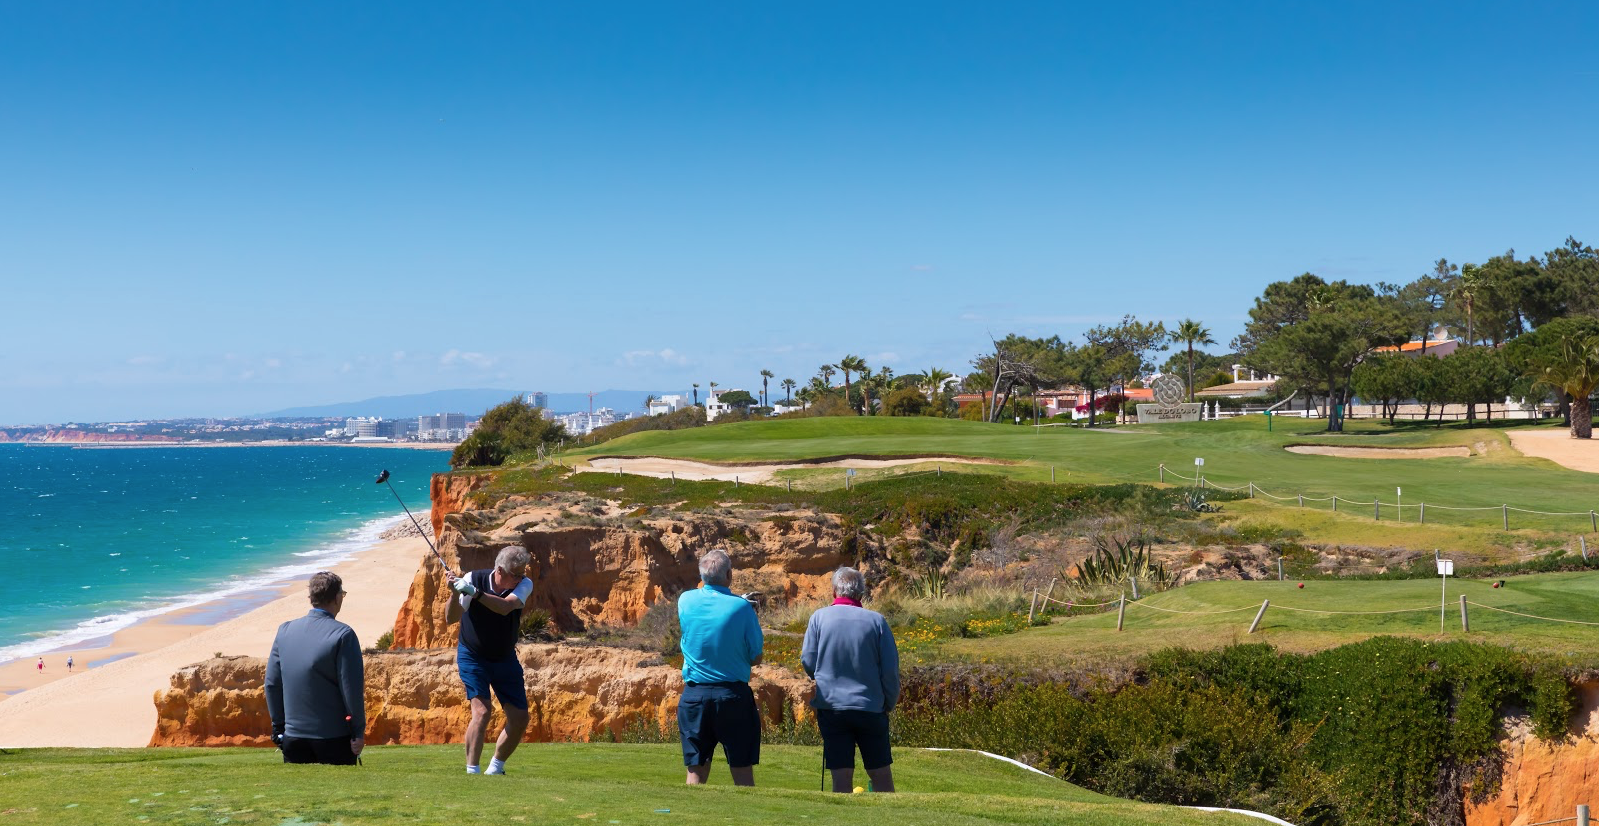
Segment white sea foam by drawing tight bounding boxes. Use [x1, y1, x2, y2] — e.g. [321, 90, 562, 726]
[0, 513, 409, 665]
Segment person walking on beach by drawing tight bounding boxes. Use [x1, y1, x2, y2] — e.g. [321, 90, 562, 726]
[801, 566, 900, 793]
[36, 657, 43, 674]
[66, 656, 72, 672]
[446, 545, 534, 776]
[264, 571, 365, 765]
[676, 549, 764, 787]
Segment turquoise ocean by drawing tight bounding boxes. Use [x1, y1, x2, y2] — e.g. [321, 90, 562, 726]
[0, 444, 449, 665]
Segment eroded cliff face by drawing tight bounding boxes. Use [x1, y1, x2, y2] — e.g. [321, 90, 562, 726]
[0, 429, 181, 443]
[1466, 679, 1599, 826]
[393, 493, 855, 649]
[150, 647, 811, 747]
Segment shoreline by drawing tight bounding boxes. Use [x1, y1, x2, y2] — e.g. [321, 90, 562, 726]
[0, 532, 429, 747]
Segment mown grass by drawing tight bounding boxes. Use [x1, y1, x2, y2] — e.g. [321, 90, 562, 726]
[940, 570, 1599, 668]
[555, 415, 1599, 539]
[0, 744, 1262, 826]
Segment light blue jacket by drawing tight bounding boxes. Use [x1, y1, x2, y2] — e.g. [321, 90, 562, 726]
[801, 604, 901, 713]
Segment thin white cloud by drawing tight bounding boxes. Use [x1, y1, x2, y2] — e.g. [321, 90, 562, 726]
[620, 348, 690, 367]
[440, 349, 495, 369]
[126, 355, 162, 366]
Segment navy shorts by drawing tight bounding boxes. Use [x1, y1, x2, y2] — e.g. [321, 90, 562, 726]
[457, 644, 528, 711]
[816, 708, 892, 771]
[678, 682, 760, 767]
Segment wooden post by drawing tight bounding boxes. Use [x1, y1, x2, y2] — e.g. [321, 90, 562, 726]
[1460, 594, 1469, 632]
[1159, 464, 1165, 483]
[735, 476, 739, 488]
[1249, 482, 1255, 498]
[1051, 465, 1055, 483]
[1044, 577, 1057, 607]
[1420, 502, 1425, 524]
[1298, 494, 1303, 508]
[1277, 557, 1284, 581]
[1375, 500, 1380, 521]
[1332, 497, 1337, 513]
[1248, 599, 1270, 634]
[1116, 594, 1126, 631]
[1503, 504, 1509, 531]
[1028, 591, 1038, 625]
[1592, 510, 1596, 532]
[671, 470, 675, 485]
[786, 479, 792, 492]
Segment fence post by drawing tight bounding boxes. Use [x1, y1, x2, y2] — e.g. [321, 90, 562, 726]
[937, 465, 941, 477]
[1460, 594, 1469, 632]
[1159, 464, 1165, 483]
[1277, 557, 1284, 581]
[671, 470, 675, 485]
[1579, 803, 1589, 826]
[1592, 510, 1597, 532]
[1051, 465, 1056, 483]
[1116, 594, 1126, 631]
[1248, 599, 1270, 634]
[1028, 591, 1039, 625]
[1375, 500, 1380, 521]
[1420, 502, 1425, 524]
[735, 476, 739, 488]
[1045, 578, 1057, 607]
[786, 479, 791, 492]
[1332, 497, 1337, 513]
[1249, 482, 1255, 498]
[1298, 494, 1303, 508]
[1503, 504, 1509, 531]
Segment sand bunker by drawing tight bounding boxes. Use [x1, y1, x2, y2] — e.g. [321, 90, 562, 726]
[575, 455, 998, 484]
[1285, 445, 1470, 459]
[1507, 429, 1599, 473]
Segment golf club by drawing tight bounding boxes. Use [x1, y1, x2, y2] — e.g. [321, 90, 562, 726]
[374, 469, 456, 576]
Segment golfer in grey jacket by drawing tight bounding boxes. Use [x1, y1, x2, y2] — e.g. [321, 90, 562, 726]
[265, 571, 365, 765]
[800, 567, 900, 793]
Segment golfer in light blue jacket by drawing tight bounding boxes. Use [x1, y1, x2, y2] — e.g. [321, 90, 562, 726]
[800, 566, 900, 793]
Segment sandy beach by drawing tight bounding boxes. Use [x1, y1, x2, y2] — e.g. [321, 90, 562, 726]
[0, 534, 428, 748]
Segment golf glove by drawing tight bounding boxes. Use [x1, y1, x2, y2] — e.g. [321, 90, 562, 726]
[740, 591, 761, 608]
[450, 578, 478, 598]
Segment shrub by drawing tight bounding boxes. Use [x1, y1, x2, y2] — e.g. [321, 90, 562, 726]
[451, 397, 566, 468]
[883, 386, 931, 416]
[519, 608, 553, 640]
[373, 630, 394, 651]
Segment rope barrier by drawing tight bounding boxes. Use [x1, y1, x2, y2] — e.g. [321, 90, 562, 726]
[1124, 601, 1258, 615]
[1037, 594, 1122, 609]
[1464, 601, 1599, 627]
[1271, 603, 1444, 616]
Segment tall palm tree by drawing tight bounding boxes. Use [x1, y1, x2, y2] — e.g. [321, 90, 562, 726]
[837, 354, 868, 414]
[759, 369, 774, 407]
[781, 378, 796, 404]
[1168, 319, 1216, 403]
[692, 383, 699, 406]
[1454, 264, 1488, 345]
[709, 380, 719, 401]
[818, 364, 837, 389]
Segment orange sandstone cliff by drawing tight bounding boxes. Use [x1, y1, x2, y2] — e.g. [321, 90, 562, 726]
[1466, 679, 1599, 826]
[150, 647, 811, 747]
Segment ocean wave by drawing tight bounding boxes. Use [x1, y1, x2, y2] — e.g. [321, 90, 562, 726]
[0, 513, 409, 665]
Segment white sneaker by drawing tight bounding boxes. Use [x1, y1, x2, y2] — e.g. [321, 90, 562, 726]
[485, 765, 506, 775]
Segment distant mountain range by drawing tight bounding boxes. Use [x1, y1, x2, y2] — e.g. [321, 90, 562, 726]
[256, 389, 688, 420]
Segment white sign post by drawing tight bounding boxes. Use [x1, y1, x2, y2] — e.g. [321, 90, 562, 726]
[1397, 487, 1402, 523]
[1437, 558, 1454, 632]
[1194, 457, 1204, 488]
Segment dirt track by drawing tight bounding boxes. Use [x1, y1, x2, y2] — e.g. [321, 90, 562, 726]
[1507, 429, 1599, 473]
[1285, 445, 1470, 459]
[573, 456, 996, 483]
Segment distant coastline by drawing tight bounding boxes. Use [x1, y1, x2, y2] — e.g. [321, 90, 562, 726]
[12, 440, 457, 451]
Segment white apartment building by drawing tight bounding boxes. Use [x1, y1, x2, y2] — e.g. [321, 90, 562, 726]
[648, 394, 689, 416]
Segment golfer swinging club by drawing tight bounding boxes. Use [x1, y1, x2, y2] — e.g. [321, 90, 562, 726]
[446, 545, 534, 775]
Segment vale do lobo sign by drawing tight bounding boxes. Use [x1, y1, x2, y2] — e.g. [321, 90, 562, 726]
[1137, 374, 1203, 424]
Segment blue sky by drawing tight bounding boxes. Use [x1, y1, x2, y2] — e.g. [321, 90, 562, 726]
[2, 2, 1595, 423]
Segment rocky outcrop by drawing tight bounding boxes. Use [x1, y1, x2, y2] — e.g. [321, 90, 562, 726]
[1467, 679, 1599, 826]
[393, 497, 855, 649]
[150, 646, 811, 747]
[429, 473, 494, 541]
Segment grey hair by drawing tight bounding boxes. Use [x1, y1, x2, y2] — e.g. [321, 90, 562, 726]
[699, 549, 732, 586]
[832, 567, 866, 601]
[495, 545, 531, 574]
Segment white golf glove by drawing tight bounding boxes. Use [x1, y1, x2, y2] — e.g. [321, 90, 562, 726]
[451, 578, 478, 598]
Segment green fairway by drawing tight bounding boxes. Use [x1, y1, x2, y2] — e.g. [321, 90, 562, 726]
[943, 570, 1599, 667]
[567, 416, 1599, 534]
[0, 744, 1264, 826]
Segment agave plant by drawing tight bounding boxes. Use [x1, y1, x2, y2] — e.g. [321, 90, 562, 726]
[1071, 530, 1175, 592]
[905, 566, 950, 601]
[1177, 489, 1220, 513]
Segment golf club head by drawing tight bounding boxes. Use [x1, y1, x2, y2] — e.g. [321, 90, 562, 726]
[374, 469, 390, 485]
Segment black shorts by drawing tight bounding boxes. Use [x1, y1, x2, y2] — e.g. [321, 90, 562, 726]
[281, 736, 358, 766]
[816, 708, 892, 771]
[678, 682, 760, 768]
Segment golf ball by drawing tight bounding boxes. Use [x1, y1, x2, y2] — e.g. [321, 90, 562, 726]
[853, 786, 865, 794]
[1297, 583, 1304, 588]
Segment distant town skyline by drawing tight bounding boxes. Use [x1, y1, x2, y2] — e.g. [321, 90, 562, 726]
[3, 3, 1595, 422]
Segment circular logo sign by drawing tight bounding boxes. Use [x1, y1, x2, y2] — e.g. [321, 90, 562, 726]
[1152, 374, 1186, 407]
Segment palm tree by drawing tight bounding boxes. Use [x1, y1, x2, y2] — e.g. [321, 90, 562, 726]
[643, 394, 658, 413]
[1168, 319, 1216, 403]
[1454, 264, 1488, 345]
[837, 354, 868, 414]
[759, 369, 774, 407]
[781, 378, 796, 404]
[923, 367, 953, 401]
[692, 383, 699, 406]
[709, 381, 719, 402]
[1521, 319, 1599, 438]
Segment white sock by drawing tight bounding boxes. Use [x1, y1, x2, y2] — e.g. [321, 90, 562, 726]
[488, 757, 506, 773]
[466, 765, 480, 774]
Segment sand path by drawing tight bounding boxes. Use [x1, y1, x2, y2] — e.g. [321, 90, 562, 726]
[575, 455, 1000, 484]
[1507, 428, 1599, 473]
[0, 535, 427, 748]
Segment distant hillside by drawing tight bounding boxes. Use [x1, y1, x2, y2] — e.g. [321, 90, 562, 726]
[257, 389, 686, 419]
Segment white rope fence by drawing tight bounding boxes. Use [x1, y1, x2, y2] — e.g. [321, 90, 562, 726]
[1158, 464, 1599, 532]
